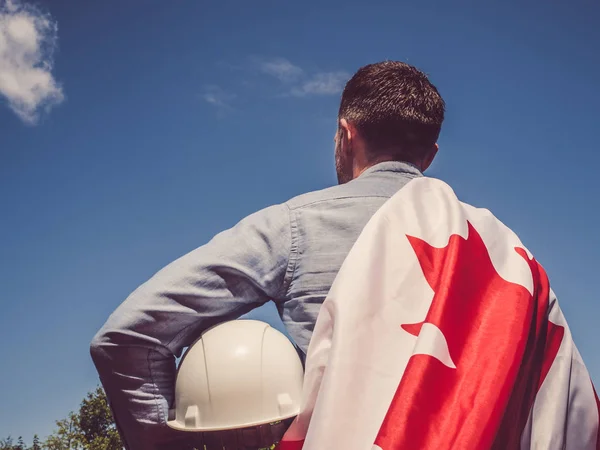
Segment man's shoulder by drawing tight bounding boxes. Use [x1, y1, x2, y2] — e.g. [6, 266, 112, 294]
[285, 183, 355, 210]
[284, 178, 393, 211]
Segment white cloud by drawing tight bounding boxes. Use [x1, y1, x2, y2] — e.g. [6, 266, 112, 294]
[205, 57, 347, 110]
[0, 0, 64, 124]
[257, 57, 348, 96]
[258, 57, 303, 83]
[291, 71, 349, 97]
[202, 85, 235, 116]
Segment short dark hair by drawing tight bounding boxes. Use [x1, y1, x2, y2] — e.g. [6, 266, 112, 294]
[338, 61, 445, 163]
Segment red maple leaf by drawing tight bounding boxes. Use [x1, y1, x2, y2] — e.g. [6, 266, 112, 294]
[375, 222, 564, 450]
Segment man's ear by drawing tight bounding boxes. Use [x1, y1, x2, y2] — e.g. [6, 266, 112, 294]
[339, 118, 353, 148]
[421, 143, 439, 172]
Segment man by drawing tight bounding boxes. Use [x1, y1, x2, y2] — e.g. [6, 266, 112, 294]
[90, 60, 445, 450]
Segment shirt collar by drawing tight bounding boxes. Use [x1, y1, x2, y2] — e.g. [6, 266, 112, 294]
[358, 160, 423, 179]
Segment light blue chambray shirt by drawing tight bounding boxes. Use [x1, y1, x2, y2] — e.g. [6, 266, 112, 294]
[90, 161, 422, 450]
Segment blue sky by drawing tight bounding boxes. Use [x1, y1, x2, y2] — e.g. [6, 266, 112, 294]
[1, 0, 599, 443]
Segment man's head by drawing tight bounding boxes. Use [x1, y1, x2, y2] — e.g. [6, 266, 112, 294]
[335, 61, 445, 184]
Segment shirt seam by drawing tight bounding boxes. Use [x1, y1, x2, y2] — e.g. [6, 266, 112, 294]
[147, 348, 164, 427]
[288, 193, 404, 211]
[280, 204, 298, 300]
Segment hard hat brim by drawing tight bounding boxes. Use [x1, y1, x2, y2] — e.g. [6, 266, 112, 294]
[166, 411, 298, 432]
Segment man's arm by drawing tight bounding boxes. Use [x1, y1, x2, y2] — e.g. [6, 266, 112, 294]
[90, 204, 294, 450]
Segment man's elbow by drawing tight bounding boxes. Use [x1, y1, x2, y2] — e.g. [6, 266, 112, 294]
[90, 326, 112, 368]
[90, 295, 143, 368]
[89, 309, 167, 370]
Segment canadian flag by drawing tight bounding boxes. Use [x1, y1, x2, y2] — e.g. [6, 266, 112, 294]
[277, 177, 600, 450]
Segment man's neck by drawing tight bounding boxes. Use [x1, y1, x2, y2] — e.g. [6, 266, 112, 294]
[355, 157, 421, 179]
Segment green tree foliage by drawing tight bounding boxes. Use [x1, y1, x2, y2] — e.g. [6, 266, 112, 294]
[32, 435, 42, 450]
[0, 436, 32, 450]
[0, 386, 124, 450]
[44, 412, 78, 450]
[2, 386, 281, 450]
[0, 436, 14, 450]
[73, 387, 122, 450]
[0, 436, 28, 450]
[42, 387, 123, 450]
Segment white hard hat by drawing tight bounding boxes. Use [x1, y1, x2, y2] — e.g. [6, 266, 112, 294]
[167, 319, 304, 433]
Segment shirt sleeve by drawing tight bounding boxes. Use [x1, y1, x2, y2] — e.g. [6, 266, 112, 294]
[89, 203, 294, 450]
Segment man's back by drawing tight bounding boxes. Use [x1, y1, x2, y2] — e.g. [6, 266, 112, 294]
[281, 161, 421, 352]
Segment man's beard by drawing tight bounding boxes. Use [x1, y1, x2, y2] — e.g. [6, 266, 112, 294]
[335, 139, 353, 185]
